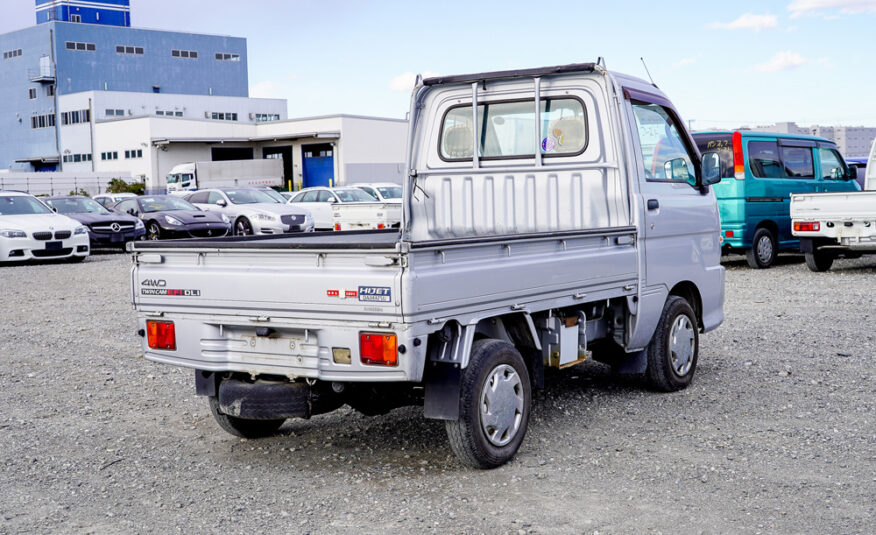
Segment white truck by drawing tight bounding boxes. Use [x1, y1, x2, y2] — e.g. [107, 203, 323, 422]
[332, 202, 402, 231]
[791, 138, 876, 271]
[129, 62, 725, 468]
[166, 159, 283, 193]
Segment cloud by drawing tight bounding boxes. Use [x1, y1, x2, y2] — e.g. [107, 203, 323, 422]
[755, 51, 807, 72]
[389, 71, 439, 92]
[709, 13, 778, 30]
[677, 57, 697, 67]
[788, 0, 876, 17]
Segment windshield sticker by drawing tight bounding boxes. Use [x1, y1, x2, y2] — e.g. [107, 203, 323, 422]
[358, 286, 391, 303]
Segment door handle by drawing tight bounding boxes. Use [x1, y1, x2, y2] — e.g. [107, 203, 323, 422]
[647, 199, 659, 210]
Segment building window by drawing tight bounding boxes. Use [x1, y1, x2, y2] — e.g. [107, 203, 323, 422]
[101, 152, 119, 161]
[30, 113, 55, 129]
[46, 85, 54, 97]
[105, 108, 124, 117]
[255, 113, 280, 122]
[116, 45, 144, 55]
[215, 53, 240, 62]
[171, 49, 198, 59]
[62, 153, 92, 163]
[66, 42, 96, 52]
[210, 112, 238, 121]
[155, 110, 183, 117]
[70, 14, 81, 23]
[28, 88, 37, 100]
[3, 49, 22, 60]
[124, 149, 143, 159]
[61, 109, 91, 126]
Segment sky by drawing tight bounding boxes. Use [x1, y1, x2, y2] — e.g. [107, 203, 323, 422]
[1, 0, 874, 129]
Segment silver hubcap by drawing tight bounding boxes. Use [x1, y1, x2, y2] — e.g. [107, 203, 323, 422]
[480, 364, 524, 447]
[756, 235, 773, 264]
[236, 221, 250, 235]
[669, 314, 695, 376]
[148, 225, 159, 240]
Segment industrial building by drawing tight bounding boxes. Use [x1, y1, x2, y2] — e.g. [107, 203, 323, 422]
[3, 0, 408, 192]
[750, 122, 876, 158]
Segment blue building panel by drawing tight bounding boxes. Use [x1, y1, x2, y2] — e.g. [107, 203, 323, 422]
[53, 23, 249, 97]
[36, 0, 131, 27]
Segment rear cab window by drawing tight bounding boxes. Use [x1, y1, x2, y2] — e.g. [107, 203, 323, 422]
[440, 97, 588, 161]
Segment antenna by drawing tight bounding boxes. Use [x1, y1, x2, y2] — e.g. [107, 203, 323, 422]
[640, 57, 656, 87]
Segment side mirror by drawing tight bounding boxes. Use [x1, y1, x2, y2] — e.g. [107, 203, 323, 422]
[327, 197, 337, 204]
[127, 208, 136, 216]
[663, 157, 693, 182]
[701, 152, 722, 186]
[847, 166, 858, 180]
[216, 199, 227, 207]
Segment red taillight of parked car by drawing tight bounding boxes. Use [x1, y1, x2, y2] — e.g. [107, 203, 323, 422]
[359, 332, 397, 366]
[794, 221, 820, 232]
[377, 223, 386, 229]
[146, 320, 176, 350]
[732, 131, 745, 179]
[333, 223, 341, 231]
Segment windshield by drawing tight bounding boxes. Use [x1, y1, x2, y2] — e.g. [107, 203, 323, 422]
[224, 189, 277, 204]
[46, 197, 110, 215]
[259, 189, 287, 203]
[167, 173, 192, 185]
[333, 189, 375, 202]
[140, 196, 197, 212]
[376, 186, 402, 199]
[0, 195, 53, 215]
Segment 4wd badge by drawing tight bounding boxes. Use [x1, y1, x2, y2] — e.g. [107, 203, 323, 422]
[358, 286, 391, 303]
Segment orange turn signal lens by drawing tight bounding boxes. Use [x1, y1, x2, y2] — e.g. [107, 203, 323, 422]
[793, 221, 820, 232]
[146, 320, 176, 350]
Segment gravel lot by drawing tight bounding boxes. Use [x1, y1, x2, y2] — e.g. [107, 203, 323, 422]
[1, 252, 874, 534]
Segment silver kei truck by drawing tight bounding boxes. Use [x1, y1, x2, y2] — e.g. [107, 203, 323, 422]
[129, 62, 725, 468]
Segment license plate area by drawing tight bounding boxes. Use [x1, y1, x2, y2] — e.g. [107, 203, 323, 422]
[205, 325, 319, 359]
[46, 241, 62, 251]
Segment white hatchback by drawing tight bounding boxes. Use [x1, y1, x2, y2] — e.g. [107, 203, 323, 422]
[0, 191, 90, 263]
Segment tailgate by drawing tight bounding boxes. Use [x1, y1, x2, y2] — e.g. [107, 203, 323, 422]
[333, 203, 402, 230]
[791, 192, 876, 221]
[132, 247, 404, 321]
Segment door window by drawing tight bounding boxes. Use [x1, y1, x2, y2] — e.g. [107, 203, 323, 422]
[116, 200, 137, 214]
[818, 148, 847, 180]
[748, 141, 785, 178]
[297, 191, 318, 202]
[779, 146, 814, 178]
[316, 190, 335, 202]
[207, 191, 224, 204]
[631, 103, 695, 182]
[188, 191, 209, 204]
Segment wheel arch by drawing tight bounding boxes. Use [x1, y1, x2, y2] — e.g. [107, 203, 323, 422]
[668, 281, 703, 331]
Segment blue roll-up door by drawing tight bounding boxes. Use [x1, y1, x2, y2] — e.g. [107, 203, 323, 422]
[302, 144, 334, 188]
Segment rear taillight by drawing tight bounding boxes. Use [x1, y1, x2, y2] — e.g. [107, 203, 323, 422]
[725, 230, 735, 238]
[732, 131, 745, 179]
[377, 223, 386, 229]
[359, 332, 398, 366]
[794, 221, 820, 232]
[333, 223, 341, 231]
[146, 320, 176, 350]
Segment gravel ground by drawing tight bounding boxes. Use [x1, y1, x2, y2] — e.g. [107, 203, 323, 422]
[0, 252, 874, 535]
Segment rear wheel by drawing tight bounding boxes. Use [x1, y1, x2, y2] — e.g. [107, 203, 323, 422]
[804, 250, 834, 272]
[746, 228, 777, 269]
[446, 339, 531, 469]
[646, 296, 699, 392]
[207, 396, 285, 439]
[235, 217, 254, 236]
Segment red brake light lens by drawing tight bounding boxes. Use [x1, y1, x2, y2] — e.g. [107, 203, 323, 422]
[732, 131, 745, 176]
[359, 332, 398, 366]
[725, 230, 734, 237]
[794, 221, 820, 232]
[377, 223, 386, 229]
[333, 223, 341, 231]
[146, 320, 176, 350]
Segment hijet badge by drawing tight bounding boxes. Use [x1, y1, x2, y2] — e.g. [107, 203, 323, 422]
[358, 286, 391, 303]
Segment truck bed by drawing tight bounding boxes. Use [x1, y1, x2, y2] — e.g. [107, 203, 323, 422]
[131, 229, 401, 250]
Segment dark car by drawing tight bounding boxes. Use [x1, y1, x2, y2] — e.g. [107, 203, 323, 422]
[44, 195, 146, 248]
[846, 158, 867, 190]
[113, 195, 231, 240]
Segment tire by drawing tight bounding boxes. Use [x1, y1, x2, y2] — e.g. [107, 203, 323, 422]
[147, 221, 162, 241]
[804, 250, 834, 272]
[746, 228, 777, 269]
[207, 396, 285, 439]
[646, 296, 699, 392]
[235, 217, 254, 236]
[445, 339, 531, 469]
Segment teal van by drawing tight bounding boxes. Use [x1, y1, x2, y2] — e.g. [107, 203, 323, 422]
[692, 131, 860, 268]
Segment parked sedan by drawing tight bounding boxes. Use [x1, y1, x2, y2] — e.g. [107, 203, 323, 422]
[113, 196, 231, 240]
[352, 183, 403, 203]
[0, 190, 90, 263]
[287, 187, 377, 230]
[94, 192, 137, 209]
[185, 187, 313, 235]
[44, 195, 145, 248]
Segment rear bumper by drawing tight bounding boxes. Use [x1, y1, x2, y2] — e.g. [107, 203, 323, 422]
[138, 314, 426, 382]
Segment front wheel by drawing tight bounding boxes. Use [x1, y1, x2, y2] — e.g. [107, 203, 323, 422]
[147, 221, 162, 241]
[646, 296, 699, 392]
[446, 339, 531, 469]
[235, 217, 254, 236]
[207, 396, 285, 439]
[746, 228, 777, 269]
[804, 250, 834, 272]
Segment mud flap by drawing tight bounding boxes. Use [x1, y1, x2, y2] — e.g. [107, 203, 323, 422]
[423, 362, 461, 420]
[195, 370, 219, 397]
[615, 348, 647, 375]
